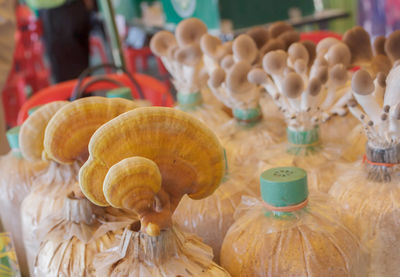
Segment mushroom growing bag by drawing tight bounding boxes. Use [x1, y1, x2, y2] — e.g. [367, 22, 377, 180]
[173, 162, 256, 262]
[34, 194, 134, 277]
[80, 107, 231, 276]
[20, 97, 140, 275]
[247, 42, 356, 192]
[94, 225, 229, 277]
[221, 167, 367, 277]
[329, 66, 400, 276]
[0, 127, 47, 276]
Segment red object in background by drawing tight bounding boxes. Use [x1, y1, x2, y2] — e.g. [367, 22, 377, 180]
[2, 73, 27, 127]
[90, 36, 112, 74]
[300, 30, 342, 44]
[124, 46, 172, 90]
[124, 46, 153, 73]
[17, 73, 175, 124]
[2, 5, 50, 127]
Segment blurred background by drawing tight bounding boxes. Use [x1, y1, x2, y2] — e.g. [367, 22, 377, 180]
[1, 0, 399, 140]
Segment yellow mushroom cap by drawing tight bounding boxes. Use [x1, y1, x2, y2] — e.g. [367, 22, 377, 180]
[104, 157, 161, 211]
[44, 97, 139, 164]
[232, 34, 258, 64]
[175, 18, 207, 46]
[19, 101, 69, 161]
[79, 107, 225, 207]
[150, 31, 177, 57]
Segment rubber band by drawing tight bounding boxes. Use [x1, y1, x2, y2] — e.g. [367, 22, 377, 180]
[262, 198, 308, 212]
[362, 154, 398, 168]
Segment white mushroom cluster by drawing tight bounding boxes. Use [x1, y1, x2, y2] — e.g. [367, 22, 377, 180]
[150, 18, 208, 94]
[207, 34, 261, 113]
[348, 65, 400, 148]
[249, 39, 352, 132]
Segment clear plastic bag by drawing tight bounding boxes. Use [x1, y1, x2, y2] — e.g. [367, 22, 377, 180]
[329, 143, 400, 276]
[258, 127, 343, 192]
[175, 91, 230, 131]
[21, 161, 81, 276]
[218, 116, 285, 168]
[173, 165, 257, 262]
[221, 195, 367, 277]
[34, 194, 136, 277]
[94, 225, 230, 277]
[0, 151, 47, 276]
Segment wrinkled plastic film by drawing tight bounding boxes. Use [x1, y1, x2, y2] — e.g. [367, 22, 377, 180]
[329, 155, 400, 276]
[94, 226, 230, 276]
[221, 195, 367, 277]
[21, 161, 81, 276]
[34, 196, 135, 277]
[0, 152, 47, 277]
[218, 117, 285, 168]
[173, 165, 257, 262]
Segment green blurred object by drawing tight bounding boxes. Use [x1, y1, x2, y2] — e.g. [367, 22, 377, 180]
[324, 0, 357, 33]
[219, 0, 314, 29]
[161, 0, 220, 31]
[0, 233, 21, 277]
[98, 0, 126, 68]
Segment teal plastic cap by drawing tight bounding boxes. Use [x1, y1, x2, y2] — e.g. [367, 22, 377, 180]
[6, 126, 21, 150]
[106, 87, 133, 100]
[233, 106, 262, 124]
[260, 167, 308, 207]
[28, 105, 42, 116]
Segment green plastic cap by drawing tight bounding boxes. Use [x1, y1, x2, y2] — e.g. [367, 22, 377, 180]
[260, 167, 308, 207]
[287, 126, 319, 145]
[106, 87, 133, 100]
[6, 126, 21, 150]
[233, 106, 262, 124]
[28, 105, 42, 116]
[177, 91, 202, 110]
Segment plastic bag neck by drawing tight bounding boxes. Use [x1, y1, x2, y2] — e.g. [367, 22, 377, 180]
[233, 106, 262, 127]
[286, 126, 321, 156]
[63, 194, 102, 224]
[177, 91, 203, 110]
[364, 143, 400, 182]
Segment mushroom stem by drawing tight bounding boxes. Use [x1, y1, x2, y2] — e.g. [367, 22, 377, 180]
[353, 92, 382, 123]
[319, 84, 338, 110]
[389, 104, 400, 139]
[373, 78, 385, 107]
